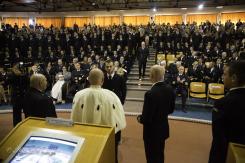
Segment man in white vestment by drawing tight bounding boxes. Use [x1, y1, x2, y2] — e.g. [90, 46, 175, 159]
[71, 68, 126, 163]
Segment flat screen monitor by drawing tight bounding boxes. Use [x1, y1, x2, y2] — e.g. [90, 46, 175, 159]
[4, 131, 85, 163]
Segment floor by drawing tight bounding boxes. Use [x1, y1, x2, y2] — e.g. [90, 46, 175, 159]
[0, 112, 212, 163]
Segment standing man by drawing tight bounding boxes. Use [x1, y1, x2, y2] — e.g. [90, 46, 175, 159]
[137, 65, 176, 163]
[209, 61, 245, 163]
[71, 68, 126, 163]
[138, 41, 149, 80]
[23, 74, 57, 118]
[7, 62, 30, 126]
[103, 59, 127, 105]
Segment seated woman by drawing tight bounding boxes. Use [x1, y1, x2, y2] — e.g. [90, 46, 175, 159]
[51, 74, 65, 104]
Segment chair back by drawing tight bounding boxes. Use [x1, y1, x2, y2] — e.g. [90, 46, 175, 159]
[166, 54, 176, 61]
[208, 83, 224, 95]
[207, 83, 225, 100]
[189, 82, 207, 98]
[157, 53, 166, 62]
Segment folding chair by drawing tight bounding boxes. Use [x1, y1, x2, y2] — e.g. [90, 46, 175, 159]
[207, 83, 224, 101]
[189, 82, 206, 99]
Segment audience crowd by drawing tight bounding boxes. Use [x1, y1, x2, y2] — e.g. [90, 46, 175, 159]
[0, 19, 245, 104]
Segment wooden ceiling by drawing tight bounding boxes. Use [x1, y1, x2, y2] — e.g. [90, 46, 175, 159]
[1, 0, 245, 12]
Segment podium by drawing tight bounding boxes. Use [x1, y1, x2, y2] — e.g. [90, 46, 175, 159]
[226, 143, 245, 163]
[0, 117, 115, 163]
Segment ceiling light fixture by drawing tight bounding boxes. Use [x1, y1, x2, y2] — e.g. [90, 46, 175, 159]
[216, 6, 223, 9]
[153, 8, 157, 12]
[198, 4, 204, 10]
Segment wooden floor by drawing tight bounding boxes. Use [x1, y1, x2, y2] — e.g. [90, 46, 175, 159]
[0, 112, 212, 163]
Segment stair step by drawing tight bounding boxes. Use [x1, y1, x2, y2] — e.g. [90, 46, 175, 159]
[127, 90, 146, 99]
[126, 97, 144, 102]
[130, 70, 150, 74]
[128, 75, 150, 78]
[127, 79, 151, 83]
[127, 85, 152, 90]
[127, 76, 150, 80]
[148, 59, 155, 62]
[126, 81, 152, 86]
[127, 87, 150, 91]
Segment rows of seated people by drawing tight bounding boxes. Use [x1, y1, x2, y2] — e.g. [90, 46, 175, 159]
[0, 20, 245, 105]
[153, 20, 245, 111]
[0, 22, 142, 104]
[154, 19, 245, 85]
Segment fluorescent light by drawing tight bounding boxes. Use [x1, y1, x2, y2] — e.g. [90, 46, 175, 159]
[153, 8, 157, 12]
[216, 6, 223, 9]
[181, 8, 187, 10]
[198, 4, 204, 10]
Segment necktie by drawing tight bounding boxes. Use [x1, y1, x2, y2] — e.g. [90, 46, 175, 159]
[109, 75, 112, 80]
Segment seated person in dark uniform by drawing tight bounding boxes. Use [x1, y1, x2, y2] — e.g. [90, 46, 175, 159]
[23, 74, 57, 118]
[203, 61, 220, 89]
[68, 62, 87, 96]
[187, 61, 204, 82]
[172, 66, 189, 112]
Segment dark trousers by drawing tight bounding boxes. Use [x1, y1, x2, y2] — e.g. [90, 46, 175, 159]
[144, 139, 165, 163]
[176, 88, 187, 109]
[208, 138, 228, 163]
[138, 60, 147, 78]
[12, 96, 24, 126]
[115, 131, 121, 163]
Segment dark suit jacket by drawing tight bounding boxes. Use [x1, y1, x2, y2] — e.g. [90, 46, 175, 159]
[138, 47, 149, 62]
[209, 88, 245, 163]
[23, 88, 57, 118]
[102, 73, 127, 105]
[140, 81, 175, 141]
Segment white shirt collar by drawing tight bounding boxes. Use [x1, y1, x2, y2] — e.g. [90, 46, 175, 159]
[229, 85, 245, 91]
[107, 72, 115, 78]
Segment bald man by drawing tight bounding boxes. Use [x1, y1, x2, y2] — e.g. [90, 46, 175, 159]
[71, 68, 126, 163]
[23, 74, 57, 119]
[137, 65, 176, 163]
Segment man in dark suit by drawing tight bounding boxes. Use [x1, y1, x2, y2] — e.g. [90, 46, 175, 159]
[137, 65, 176, 163]
[173, 66, 189, 112]
[103, 59, 127, 105]
[209, 61, 245, 163]
[23, 74, 57, 118]
[102, 59, 127, 163]
[7, 62, 30, 126]
[138, 41, 149, 80]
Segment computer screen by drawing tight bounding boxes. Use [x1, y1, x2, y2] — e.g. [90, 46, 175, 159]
[5, 131, 85, 163]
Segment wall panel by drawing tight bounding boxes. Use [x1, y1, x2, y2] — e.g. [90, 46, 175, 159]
[155, 15, 183, 25]
[186, 14, 217, 25]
